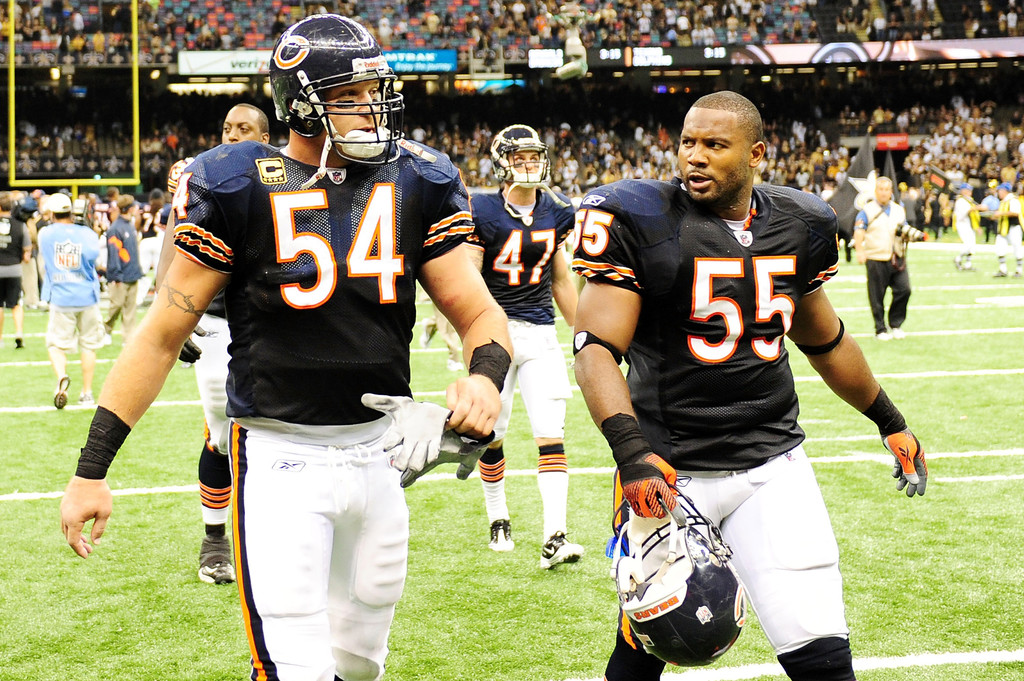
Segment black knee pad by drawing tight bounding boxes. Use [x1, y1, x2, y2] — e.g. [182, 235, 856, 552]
[777, 636, 855, 681]
[604, 629, 666, 681]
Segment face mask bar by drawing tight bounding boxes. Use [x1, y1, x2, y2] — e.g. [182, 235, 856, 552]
[296, 70, 405, 188]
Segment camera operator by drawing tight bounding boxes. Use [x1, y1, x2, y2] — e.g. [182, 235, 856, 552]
[854, 177, 927, 341]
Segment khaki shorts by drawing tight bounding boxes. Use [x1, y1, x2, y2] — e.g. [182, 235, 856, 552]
[46, 305, 106, 352]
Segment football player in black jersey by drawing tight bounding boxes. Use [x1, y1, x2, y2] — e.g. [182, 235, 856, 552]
[155, 103, 272, 588]
[573, 91, 926, 681]
[60, 15, 511, 681]
[466, 124, 584, 568]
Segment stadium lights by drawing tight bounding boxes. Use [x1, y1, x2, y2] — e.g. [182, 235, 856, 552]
[49, 67, 60, 80]
[760, 75, 772, 82]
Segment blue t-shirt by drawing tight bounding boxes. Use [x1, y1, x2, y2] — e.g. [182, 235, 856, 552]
[105, 216, 143, 283]
[38, 221, 101, 307]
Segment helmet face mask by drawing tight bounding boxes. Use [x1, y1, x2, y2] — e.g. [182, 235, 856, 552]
[614, 495, 746, 667]
[270, 15, 404, 165]
[491, 124, 551, 187]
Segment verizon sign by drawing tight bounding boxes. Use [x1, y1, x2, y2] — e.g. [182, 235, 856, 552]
[178, 51, 271, 76]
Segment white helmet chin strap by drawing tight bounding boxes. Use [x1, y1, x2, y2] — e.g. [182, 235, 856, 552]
[298, 70, 332, 189]
[503, 182, 571, 217]
[296, 70, 390, 189]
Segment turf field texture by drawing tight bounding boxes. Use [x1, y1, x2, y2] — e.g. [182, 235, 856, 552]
[0, 241, 1022, 681]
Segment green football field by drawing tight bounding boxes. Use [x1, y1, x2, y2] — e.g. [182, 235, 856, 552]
[1, 242, 1022, 681]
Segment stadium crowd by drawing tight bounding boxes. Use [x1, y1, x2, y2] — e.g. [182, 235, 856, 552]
[3, 0, 1022, 59]
[6, 66, 1023, 199]
[7, 82, 1022, 317]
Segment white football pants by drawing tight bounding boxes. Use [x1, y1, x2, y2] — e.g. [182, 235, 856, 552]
[493, 319, 573, 441]
[627, 446, 850, 655]
[230, 421, 408, 681]
[192, 313, 231, 454]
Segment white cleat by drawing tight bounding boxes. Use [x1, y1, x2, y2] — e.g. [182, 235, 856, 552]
[489, 519, 515, 552]
[540, 532, 583, 569]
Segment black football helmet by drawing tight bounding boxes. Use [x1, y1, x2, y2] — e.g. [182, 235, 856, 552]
[490, 124, 551, 186]
[269, 14, 404, 165]
[613, 494, 746, 667]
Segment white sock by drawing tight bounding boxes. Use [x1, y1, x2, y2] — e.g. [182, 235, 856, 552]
[538, 471, 569, 540]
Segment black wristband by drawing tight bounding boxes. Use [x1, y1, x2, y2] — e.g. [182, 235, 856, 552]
[600, 413, 653, 468]
[469, 340, 512, 392]
[76, 406, 131, 480]
[794, 319, 845, 356]
[862, 387, 907, 436]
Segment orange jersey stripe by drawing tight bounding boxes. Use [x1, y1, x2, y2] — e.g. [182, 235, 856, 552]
[427, 210, 473, 235]
[424, 223, 475, 247]
[174, 231, 234, 265]
[571, 258, 638, 285]
[812, 262, 840, 283]
[174, 222, 233, 257]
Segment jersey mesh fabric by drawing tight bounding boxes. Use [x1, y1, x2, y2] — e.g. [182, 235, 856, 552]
[574, 179, 839, 471]
[176, 141, 471, 425]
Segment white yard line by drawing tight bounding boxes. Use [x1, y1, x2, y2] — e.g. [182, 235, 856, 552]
[4, 448, 1021, 502]
[556, 647, 1024, 681]
[4, 364, 1024, 413]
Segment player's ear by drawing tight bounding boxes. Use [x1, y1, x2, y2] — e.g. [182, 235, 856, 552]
[749, 140, 767, 169]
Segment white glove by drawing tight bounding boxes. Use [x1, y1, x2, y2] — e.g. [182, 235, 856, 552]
[361, 393, 493, 488]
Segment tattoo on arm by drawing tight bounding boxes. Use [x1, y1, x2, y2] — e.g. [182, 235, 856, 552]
[163, 285, 207, 318]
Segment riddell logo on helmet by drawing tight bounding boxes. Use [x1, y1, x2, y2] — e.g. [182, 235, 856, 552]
[353, 55, 389, 74]
[632, 595, 680, 621]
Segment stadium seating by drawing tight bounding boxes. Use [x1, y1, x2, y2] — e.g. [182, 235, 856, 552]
[4, 0, 1012, 57]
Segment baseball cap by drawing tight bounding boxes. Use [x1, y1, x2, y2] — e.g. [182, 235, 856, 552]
[116, 194, 137, 211]
[43, 193, 73, 215]
[958, 183, 972, 191]
[997, 182, 1013, 192]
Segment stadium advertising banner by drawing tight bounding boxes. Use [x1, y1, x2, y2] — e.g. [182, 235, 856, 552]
[384, 50, 458, 73]
[876, 133, 910, 151]
[177, 49, 456, 75]
[178, 50, 270, 75]
[578, 36, 1024, 69]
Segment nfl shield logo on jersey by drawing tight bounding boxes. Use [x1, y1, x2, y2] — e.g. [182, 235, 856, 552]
[55, 240, 82, 270]
[734, 231, 753, 247]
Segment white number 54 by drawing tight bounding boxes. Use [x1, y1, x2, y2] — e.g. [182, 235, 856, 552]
[270, 185, 404, 309]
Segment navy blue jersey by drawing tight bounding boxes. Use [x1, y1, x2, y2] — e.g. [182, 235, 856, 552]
[467, 190, 574, 324]
[573, 178, 839, 471]
[172, 140, 473, 425]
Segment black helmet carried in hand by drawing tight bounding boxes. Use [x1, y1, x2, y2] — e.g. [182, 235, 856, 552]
[614, 494, 747, 667]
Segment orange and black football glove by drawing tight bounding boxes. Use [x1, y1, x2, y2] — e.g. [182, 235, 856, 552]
[618, 453, 679, 518]
[883, 429, 927, 497]
[601, 413, 679, 519]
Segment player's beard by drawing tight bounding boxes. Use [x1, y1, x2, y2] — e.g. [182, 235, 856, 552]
[686, 164, 752, 219]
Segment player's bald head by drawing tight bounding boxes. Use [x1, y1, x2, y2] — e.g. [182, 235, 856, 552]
[689, 91, 763, 146]
[229, 103, 270, 135]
